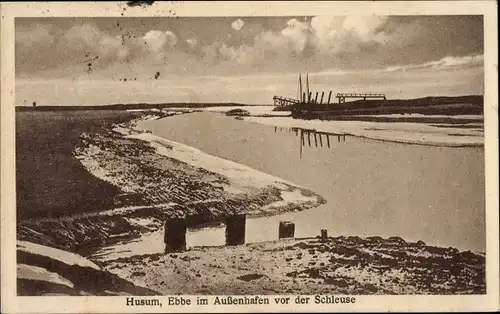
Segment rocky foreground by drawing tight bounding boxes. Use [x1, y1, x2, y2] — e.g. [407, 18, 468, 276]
[102, 236, 485, 295]
[18, 235, 485, 296]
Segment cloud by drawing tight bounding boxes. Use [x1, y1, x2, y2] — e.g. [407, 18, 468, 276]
[202, 16, 391, 72]
[16, 23, 56, 49]
[186, 38, 198, 48]
[386, 54, 484, 72]
[231, 18, 244, 31]
[342, 16, 389, 43]
[61, 24, 129, 61]
[15, 16, 483, 79]
[143, 30, 178, 59]
[280, 18, 312, 53]
[310, 16, 389, 54]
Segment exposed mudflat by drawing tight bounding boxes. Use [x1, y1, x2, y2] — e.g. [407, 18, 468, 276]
[101, 236, 485, 295]
[17, 112, 324, 254]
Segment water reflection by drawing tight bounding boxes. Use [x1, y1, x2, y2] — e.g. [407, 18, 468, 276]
[274, 126, 347, 158]
[136, 113, 485, 252]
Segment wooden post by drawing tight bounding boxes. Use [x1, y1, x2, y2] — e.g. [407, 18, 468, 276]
[319, 134, 323, 147]
[279, 221, 295, 239]
[275, 126, 277, 132]
[338, 135, 341, 142]
[301, 130, 305, 146]
[164, 218, 187, 253]
[308, 92, 312, 103]
[302, 92, 306, 103]
[326, 135, 330, 148]
[226, 214, 246, 246]
[314, 92, 319, 104]
[320, 92, 324, 104]
[314, 132, 318, 147]
[321, 229, 328, 240]
[307, 131, 311, 146]
[343, 134, 346, 142]
[327, 91, 332, 104]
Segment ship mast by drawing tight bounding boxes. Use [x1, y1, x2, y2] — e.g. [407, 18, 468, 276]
[306, 72, 310, 103]
[298, 74, 303, 102]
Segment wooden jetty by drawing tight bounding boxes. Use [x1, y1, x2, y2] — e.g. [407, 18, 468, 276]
[272, 73, 386, 108]
[336, 93, 386, 104]
[273, 96, 300, 107]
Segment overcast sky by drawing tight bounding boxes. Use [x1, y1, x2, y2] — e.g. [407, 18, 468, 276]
[15, 16, 484, 104]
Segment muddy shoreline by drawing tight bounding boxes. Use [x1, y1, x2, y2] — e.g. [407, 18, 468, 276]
[17, 111, 325, 254]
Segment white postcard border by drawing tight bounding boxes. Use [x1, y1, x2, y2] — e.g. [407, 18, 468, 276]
[1, 1, 498, 313]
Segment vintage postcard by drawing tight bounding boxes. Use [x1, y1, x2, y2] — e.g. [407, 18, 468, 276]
[1, 1, 499, 313]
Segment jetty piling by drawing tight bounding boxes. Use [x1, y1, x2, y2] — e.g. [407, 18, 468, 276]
[300, 131, 303, 158]
[225, 214, 246, 246]
[279, 221, 295, 239]
[294, 128, 347, 157]
[321, 229, 328, 240]
[320, 91, 324, 104]
[164, 218, 187, 253]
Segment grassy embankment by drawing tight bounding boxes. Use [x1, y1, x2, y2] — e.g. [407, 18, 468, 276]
[16, 110, 139, 220]
[16, 110, 165, 296]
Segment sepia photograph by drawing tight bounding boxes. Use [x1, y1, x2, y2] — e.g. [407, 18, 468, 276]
[1, 1, 499, 313]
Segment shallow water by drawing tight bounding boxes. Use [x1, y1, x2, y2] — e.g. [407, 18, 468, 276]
[133, 112, 485, 253]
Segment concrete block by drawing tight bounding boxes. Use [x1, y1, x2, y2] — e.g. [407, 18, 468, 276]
[279, 221, 295, 239]
[164, 218, 187, 253]
[225, 214, 246, 246]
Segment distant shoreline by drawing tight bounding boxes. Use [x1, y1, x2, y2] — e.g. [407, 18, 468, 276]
[14, 95, 483, 113]
[15, 103, 271, 112]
